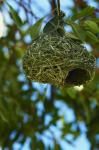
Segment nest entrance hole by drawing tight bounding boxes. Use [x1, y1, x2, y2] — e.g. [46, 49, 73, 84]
[65, 68, 90, 85]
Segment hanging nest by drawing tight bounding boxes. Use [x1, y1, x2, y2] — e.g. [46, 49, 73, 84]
[23, 32, 96, 87]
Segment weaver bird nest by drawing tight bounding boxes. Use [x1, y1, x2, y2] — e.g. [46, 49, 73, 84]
[23, 32, 96, 87]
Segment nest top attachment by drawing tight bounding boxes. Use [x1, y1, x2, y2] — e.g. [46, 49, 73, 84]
[23, 32, 96, 87]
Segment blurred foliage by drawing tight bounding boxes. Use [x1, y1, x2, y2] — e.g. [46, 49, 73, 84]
[0, 0, 99, 150]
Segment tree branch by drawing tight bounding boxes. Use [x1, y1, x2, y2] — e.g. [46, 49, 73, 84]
[57, 0, 60, 16]
[51, 0, 57, 15]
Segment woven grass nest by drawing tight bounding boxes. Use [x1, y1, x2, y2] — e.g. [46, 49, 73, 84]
[23, 32, 96, 87]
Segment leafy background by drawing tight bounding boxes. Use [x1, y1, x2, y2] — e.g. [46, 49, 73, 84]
[0, 0, 99, 150]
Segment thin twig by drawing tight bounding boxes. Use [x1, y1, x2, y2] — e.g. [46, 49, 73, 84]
[51, 0, 57, 16]
[0, 0, 3, 4]
[50, 85, 56, 103]
[18, 1, 38, 20]
[57, 0, 60, 16]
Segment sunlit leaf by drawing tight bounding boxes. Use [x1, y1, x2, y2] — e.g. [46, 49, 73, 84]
[6, 3, 23, 27]
[28, 17, 45, 40]
[71, 6, 95, 21]
[86, 31, 99, 43]
[67, 88, 77, 99]
[66, 21, 85, 41]
[84, 20, 99, 34]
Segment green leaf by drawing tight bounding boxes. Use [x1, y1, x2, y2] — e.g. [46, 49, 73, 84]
[86, 31, 99, 43]
[28, 17, 45, 40]
[0, 100, 8, 123]
[65, 20, 86, 42]
[91, 18, 99, 23]
[71, 6, 95, 21]
[7, 3, 23, 27]
[0, 112, 8, 122]
[43, 16, 59, 33]
[67, 88, 77, 99]
[43, 12, 65, 34]
[84, 20, 99, 34]
[71, 23, 85, 42]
